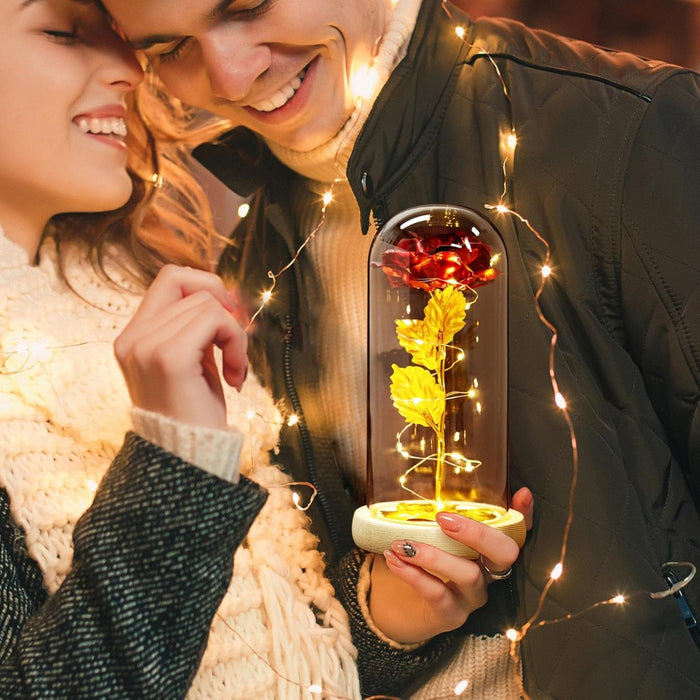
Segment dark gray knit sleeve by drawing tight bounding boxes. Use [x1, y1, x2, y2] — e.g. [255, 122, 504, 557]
[331, 548, 463, 698]
[0, 431, 267, 699]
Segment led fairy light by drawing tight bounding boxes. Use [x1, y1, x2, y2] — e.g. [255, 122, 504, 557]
[246, 182, 340, 329]
[439, 5, 697, 699]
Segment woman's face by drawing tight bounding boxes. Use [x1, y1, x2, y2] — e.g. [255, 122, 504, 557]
[0, 0, 143, 235]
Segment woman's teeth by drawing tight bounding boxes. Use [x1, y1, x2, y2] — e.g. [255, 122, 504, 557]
[76, 117, 127, 138]
[251, 68, 307, 112]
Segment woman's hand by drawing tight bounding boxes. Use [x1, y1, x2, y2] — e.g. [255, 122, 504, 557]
[369, 487, 534, 644]
[114, 265, 247, 430]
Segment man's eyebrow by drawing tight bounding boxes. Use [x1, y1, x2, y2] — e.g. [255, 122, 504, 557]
[21, 0, 93, 6]
[126, 0, 236, 50]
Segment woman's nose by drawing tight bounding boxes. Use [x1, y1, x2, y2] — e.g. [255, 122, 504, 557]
[100, 30, 145, 91]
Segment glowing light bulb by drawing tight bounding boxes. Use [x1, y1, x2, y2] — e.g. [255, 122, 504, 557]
[261, 290, 272, 304]
[287, 414, 299, 427]
[246, 410, 256, 421]
[551, 562, 564, 580]
[612, 595, 625, 605]
[505, 628, 520, 642]
[308, 684, 322, 694]
[496, 204, 509, 214]
[86, 479, 98, 493]
[507, 132, 518, 151]
[237, 202, 250, 219]
[541, 264, 552, 278]
[455, 26, 466, 39]
[555, 392, 567, 410]
[322, 191, 333, 208]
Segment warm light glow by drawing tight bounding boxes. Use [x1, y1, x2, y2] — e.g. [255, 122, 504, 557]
[507, 132, 518, 151]
[555, 392, 567, 410]
[350, 64, 379, 100]
[496, 204, 509, 214]
[551, 562, 564, 580]
[86, 479, 98, 493]
[308, 683, 322, 694]
[292, 491, 301, 508]
[612, 595, 625, 605]
[454, 679, 470, 695]
[287, 414, 299, 427]
[246, 410, 256, 421]
[322, 191, 333, 208]
[455, 26, 466, 39]
[151, 173, 164, 188]
[505, 628, 520, 642]
[237, 202, 250, 219]
[541, 264, 552, 278]
[261, 290, 272, 304]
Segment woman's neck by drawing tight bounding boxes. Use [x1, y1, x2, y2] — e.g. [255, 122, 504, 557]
[0, 207, 47, 262]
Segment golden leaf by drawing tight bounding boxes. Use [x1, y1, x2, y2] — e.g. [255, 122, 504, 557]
[424, 286, 467, 347]
[395, 318, 442, 371]
[390, 364, 445, 428]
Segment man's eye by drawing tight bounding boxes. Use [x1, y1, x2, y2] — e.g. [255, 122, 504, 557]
[156, 37, 192, 63]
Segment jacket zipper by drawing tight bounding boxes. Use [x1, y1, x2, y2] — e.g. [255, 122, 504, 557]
[281, 312, 345, 556]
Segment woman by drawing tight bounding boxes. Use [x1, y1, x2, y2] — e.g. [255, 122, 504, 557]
[0, 1, 359, 698]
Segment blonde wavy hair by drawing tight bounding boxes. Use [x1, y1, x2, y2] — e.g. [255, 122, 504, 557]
[48, 65, 231, 288]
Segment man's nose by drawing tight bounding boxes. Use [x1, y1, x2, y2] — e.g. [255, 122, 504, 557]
[200, 31, 271, 102]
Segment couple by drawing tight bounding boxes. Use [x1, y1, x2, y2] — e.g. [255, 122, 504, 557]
[2, 0, 699, 698]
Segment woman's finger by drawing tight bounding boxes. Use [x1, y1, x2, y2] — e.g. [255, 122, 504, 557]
[434, 512, 520, 574]
[511, 487, 534, 530]
[128, 264, 234, 323]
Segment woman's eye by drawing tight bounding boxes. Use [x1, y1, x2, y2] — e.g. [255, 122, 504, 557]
[43, 29, 78, 43]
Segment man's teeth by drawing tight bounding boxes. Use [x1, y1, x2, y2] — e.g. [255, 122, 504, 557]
[251, 69, 306, 112]
[76, 117, 127, 137]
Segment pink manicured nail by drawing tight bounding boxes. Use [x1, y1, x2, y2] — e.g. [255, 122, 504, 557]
[384, 550, 404, 568]
[436, 511, 461, 532]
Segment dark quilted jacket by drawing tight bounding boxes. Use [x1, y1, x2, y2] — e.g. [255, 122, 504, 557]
[0, 432, 267, 698]
[196, 1, 700, 697]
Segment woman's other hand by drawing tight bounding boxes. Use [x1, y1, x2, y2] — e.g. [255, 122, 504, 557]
[114, 265, 248, 430]
[369, 487, 534, 643]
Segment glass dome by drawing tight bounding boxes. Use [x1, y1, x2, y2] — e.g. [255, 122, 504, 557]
[353, 204, 525, 556]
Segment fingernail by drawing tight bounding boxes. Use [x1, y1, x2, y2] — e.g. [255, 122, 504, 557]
[391, 540, 417, 558]
[436, 511, 461, 532]
[384, 550, 404, 568]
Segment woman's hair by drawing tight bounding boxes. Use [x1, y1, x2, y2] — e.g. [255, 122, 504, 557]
[48, 67, 230, 288]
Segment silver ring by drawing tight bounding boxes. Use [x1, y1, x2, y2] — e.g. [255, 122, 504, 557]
[479, 554, 513, 581]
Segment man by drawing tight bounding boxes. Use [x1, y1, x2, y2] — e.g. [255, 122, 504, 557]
[103, 0, 700, 697]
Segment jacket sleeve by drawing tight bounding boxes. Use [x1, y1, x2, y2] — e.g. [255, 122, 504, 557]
[0, 432, 267, 698]
[331, 548, 464, 698]
[619, 70, 700, 501]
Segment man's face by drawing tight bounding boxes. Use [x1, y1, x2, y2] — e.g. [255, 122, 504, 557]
[103, 0, 391, 152]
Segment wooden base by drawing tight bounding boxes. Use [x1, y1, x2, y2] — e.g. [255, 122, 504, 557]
[352, 501, 526, 558]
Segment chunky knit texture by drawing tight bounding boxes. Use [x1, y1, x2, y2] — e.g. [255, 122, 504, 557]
[0, 229, 360, 699]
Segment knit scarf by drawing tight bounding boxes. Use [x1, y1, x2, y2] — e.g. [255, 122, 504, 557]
[0, 229, 360, 699]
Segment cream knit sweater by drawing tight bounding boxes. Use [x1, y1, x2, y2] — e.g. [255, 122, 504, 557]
[0, 229, 359, 699]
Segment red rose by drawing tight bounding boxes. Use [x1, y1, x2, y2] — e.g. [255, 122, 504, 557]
[380, 228, 499, 292]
